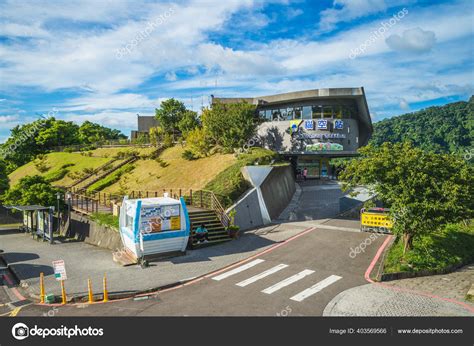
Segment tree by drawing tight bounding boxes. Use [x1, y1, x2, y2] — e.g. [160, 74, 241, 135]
[0, 160, 9, 196]
[340, 142, 474, 255]
[78, 121, 126, 144]
[183, 127, 212, 159]
[201, 101, 257, 152]
[155, 99, 187, 139]
[178, 110, 199, 137]
[2, 175, 60, 207]
[149, 126, 165, 146]
[371, 98, 473, 155]
[35, 119, 79, 148]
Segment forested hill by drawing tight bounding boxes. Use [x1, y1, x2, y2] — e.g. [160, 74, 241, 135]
[370, 97, 473, 154]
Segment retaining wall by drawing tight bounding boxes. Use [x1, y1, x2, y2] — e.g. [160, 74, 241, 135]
[260, 165, 296, 220]
[67, 213, 123, 250]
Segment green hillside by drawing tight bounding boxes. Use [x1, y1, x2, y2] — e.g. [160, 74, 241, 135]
[371, 97, 473, 154]
[7, 147, 153, 188]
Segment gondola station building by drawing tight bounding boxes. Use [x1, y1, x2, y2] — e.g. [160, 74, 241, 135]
[212, 87, 373, 178]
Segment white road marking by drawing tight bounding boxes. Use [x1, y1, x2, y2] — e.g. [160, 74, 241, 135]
[212, 259, 265, 281]
[261, 269, 315, 294]
[290, 275, 342, 302]
[236, 264, 289, 287]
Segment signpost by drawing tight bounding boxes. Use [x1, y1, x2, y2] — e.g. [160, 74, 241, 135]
[52, 260, 67, 304]
[52, 260, 67, 281]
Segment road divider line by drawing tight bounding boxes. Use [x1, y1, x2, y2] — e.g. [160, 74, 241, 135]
[212, 259, 265, 281]
[261, 269, 315, 294]
[290, 275, 342, 302]
[236, 264, 289, 287]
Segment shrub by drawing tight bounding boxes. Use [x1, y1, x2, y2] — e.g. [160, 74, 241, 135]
[34, 154, 50, 173]
[183, 127, 212, 159]
[87, 164, 135, 192]
[181, 149, 198, 160]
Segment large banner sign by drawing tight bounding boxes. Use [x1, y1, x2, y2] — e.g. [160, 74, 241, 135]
[140, 205, 181, 233]
[306, 142, 344, 152]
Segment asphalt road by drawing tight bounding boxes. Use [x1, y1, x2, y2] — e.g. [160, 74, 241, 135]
[17, 226, 388, 316]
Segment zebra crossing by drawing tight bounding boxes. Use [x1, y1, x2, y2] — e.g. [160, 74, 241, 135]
[211, 259, 343, 302]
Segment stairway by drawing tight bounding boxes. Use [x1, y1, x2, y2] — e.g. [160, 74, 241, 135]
[188, 209, 232, 248]
[76, 156, 137, 193]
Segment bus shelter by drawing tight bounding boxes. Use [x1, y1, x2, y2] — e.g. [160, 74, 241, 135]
[7, 205, 55, 244]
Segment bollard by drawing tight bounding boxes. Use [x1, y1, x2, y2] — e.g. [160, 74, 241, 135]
[88, 278, 94, 304]
[102, 274, 109, 302]
[39, 272, 45, 304]
[60, 280, 67, 304]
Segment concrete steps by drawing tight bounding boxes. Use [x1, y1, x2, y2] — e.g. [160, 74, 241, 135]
[188, 210, 231, 248]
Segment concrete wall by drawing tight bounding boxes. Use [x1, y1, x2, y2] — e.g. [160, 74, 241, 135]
[228, 165, 296, 230]
[230, 188, 264, 231]
[260, 165, 296, 220]
[67, 213, 123, 251]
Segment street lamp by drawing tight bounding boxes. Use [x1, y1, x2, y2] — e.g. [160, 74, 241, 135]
[56, 192, 62, 234]
[56, 192, 61, 215]
[66, 191, 72, 237]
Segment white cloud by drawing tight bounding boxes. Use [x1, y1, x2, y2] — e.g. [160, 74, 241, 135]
[386, 27, 436, 52]
[61, 93, 167, 112]
[0, 115, 19, 123]
[318, 0, 389, 33]
[399, 98, 410, 110]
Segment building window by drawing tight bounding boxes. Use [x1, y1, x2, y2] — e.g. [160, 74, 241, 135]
[312, 105, 322, 119]
[272, 110, 281, 121]
[302, 106, 311, 120]
[287, 107, 294, 120]
[334, 106, 343, 119]
[356, 136, 359, 143]
[280, 108, 288, 120]
[265, 109, 272, 121]
[323, 106, 332, 118]
[294, 107, 302, 120]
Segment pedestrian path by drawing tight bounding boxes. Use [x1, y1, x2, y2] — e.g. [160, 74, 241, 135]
[210, 259, 343, 303]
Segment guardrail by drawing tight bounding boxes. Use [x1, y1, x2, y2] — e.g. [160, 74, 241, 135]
[76, 188, 231, 227]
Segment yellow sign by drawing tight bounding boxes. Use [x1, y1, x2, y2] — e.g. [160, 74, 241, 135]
[289, 120, 302, 134]
[170, 216, 181, 230]
[361, 212, 393, 229]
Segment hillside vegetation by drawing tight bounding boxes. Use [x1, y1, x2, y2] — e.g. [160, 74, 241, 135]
[100, 146, 237, 194]
[371, 97, 473, 154]
[7, 147, 152, 188]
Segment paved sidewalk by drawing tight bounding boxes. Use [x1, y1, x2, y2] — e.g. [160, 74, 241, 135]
[323, 265, 474, 316]
[0, 222, 314, 300]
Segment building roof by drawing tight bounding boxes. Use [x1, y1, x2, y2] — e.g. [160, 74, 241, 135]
[212, 87, 373, 144]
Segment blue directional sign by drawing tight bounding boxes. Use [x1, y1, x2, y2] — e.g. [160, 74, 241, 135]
[334, 120, 344, 130]
[317, 119, 328, 130]
[304, 120, 314, 130]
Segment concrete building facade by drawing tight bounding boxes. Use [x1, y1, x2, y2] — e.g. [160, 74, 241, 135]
[212, 87, 373, 178]
[130, 115, 159, 140]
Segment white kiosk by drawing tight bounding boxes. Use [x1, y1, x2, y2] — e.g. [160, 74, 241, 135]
[118, 195, 190, 261]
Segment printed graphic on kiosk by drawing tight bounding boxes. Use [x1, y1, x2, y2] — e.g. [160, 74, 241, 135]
[12, 322, 104, 340]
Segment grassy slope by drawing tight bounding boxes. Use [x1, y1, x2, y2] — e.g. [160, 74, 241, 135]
[102, 146, 236, 193]
[8, 152, 109, 187]
[205, 148, 278, 206]
[7, 147, 153, 187]
[383, 222, 474, 273]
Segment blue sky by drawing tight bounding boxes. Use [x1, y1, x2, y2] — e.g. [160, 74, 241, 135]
[0, 0, 473, 142]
